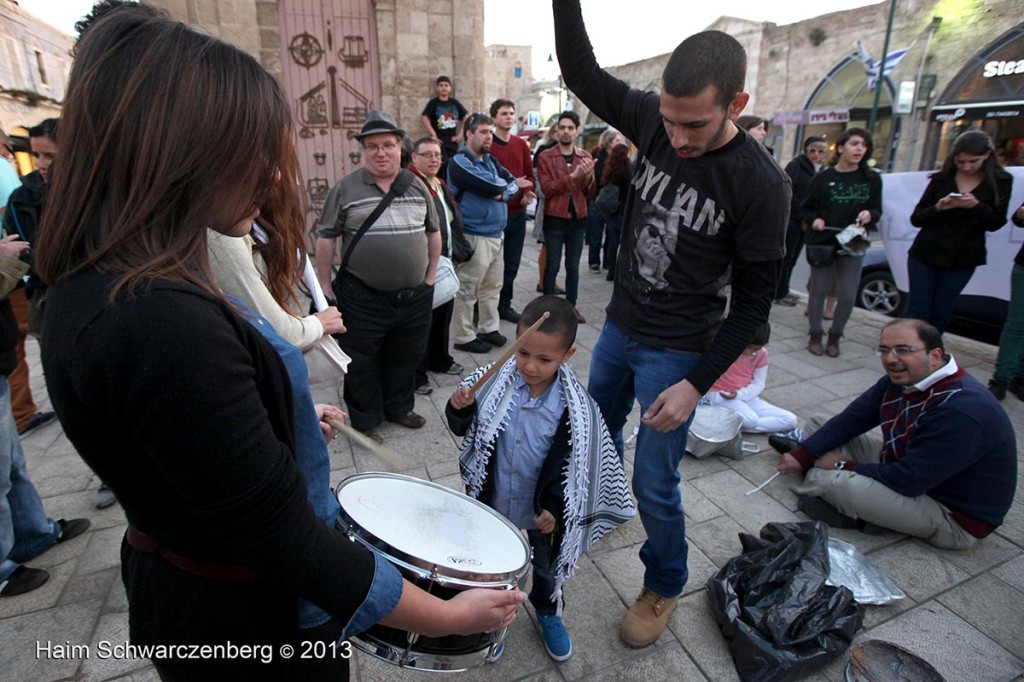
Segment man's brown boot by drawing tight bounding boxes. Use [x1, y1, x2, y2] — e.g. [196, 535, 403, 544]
[807, 330, 824, 356]
[620, 587, 679, 648]
[826, 332, 841, 357]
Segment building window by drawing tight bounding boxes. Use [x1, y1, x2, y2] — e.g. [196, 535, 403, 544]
[35, 49, 48, 86]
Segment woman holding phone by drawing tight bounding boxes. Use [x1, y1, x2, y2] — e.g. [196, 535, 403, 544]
[35, 8, 521, 681]
[905, 131, 1013, 332]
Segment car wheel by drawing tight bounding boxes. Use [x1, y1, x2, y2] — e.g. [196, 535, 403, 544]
[857, 271, 906, 317]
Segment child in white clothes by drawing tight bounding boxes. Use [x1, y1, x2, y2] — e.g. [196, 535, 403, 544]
[702, 323, 797, 434]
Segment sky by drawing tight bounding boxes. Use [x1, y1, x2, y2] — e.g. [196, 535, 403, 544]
[23, 0, 883, 76]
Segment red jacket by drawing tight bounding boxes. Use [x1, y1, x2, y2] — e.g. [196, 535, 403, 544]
[537, 146, 596, 220]
[490, 133, 535, 215]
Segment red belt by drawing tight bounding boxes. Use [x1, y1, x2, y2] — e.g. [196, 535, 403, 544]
[126, 526, 260, 583]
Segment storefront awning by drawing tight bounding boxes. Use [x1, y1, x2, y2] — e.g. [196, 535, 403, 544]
[930, 100, 1024, 121]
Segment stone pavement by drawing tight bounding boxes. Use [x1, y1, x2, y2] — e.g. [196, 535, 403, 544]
[3, 236, 1023, 682]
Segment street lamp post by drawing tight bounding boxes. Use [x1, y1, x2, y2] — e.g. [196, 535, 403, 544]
[548, 53, 564, 113]
[867, 0, 898, 135]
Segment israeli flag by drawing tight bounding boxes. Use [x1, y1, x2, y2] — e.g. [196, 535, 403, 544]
[852, 39, 915, 91]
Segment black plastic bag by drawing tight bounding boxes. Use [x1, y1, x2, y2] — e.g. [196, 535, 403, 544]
[706, 521, 864, 682]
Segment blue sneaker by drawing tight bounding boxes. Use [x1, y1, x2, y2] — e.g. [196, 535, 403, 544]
[536, 613, 572, 661]
[485, 641, 504, 663]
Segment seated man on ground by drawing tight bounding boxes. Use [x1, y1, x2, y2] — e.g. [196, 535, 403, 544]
[773, 318, 1016, 550]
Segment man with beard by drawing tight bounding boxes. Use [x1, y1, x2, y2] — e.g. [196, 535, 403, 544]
[552, 1, 790, 648]
[774, 318, 1016, 550]
[447, 113, 519, 354]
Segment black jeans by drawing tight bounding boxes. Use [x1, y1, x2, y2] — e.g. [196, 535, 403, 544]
[542, 216, 586, 306]
[333, 275, 432, 431]
[586, 198, 604, 268]
[775, 219, 806, 299]
[527, 529, 560, 616]
[416, 298, 456, 387]
[500, 211, 527, 312]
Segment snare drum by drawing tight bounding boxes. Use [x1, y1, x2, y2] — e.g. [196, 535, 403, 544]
[335, 473, 531, 671]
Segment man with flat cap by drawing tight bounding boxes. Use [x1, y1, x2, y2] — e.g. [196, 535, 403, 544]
[316, 111, 441, 442]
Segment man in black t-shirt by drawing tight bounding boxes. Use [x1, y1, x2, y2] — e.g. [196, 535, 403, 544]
[553, 0, 790, 649]
[420, 76, 469, 170]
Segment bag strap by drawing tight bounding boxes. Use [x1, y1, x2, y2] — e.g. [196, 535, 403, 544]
[340, 169, 415, 272]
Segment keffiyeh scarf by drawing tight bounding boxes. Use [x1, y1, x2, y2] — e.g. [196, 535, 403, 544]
[458, 359, 635, 610]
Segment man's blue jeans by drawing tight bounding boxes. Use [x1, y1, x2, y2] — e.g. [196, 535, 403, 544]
[0, 379, 58, 582]
[587, 320, 699, 598]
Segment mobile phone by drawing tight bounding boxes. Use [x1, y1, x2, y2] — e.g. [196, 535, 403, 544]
[948, 192, 963, 198]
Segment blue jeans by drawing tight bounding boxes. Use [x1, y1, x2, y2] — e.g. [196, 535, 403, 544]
[994, 264, 1024, 382]
[500, 211, 527, 312]
[0, 379, 59, 581]
[543, 216, 585, 306]
[905, 256, 975, 333]
[587, 320, 699, 597]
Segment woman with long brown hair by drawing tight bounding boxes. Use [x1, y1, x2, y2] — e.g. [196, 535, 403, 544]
[599, 142, 632, 281]
[36, 8, 520, 681]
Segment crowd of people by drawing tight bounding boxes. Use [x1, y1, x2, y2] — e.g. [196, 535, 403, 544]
[0, 0, 1020, 679]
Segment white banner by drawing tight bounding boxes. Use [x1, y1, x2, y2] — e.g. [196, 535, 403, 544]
[878, 167, 1024, 302]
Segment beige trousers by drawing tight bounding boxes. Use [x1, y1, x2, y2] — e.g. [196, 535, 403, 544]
[792, 414, 976, 550]
[453, 234, 504, 344]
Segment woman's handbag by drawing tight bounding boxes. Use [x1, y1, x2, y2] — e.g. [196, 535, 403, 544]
[302, 253, 351, 385]
[805, 244, 838, 267]
[432, 255, 460, 309]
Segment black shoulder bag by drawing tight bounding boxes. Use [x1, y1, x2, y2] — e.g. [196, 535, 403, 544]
[337, 170, 415, 275]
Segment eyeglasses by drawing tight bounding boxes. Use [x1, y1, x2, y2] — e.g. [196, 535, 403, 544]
[364, 142, 399, 154]
[876, 345, 922, 358]
[414, 151, 442, 159]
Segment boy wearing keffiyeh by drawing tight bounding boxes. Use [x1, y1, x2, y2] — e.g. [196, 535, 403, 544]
[447, 296, 634, 662]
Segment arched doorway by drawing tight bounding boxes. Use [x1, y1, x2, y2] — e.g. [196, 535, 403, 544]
[278, 0, 382, 232]
[797, 56, 899, 170]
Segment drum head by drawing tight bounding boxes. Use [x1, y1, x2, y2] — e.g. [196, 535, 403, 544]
[337, 473, 529, 578]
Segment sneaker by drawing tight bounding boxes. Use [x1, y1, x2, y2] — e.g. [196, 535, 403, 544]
[94, 485, 117, 510]
[477, 331, 507, 347]
[775, 427, 805, 442]
[774, 294, 799, 307]
[620, 588, 678, 648]
[498, 308, 521, 323]
[0, 565, 50, 597]
[18, 411, 56, 437]
[536, 613, 572, 661]
[55, 518, 91, 543]
[414, 383, 433, 396]
[385, 411, 426, 429]
[485, 641, 504, 663]
[444, 363, 464, 375]
[589, 264, 600, 272]
[454, 338, 492, 354]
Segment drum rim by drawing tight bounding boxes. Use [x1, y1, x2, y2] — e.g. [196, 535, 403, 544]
[336, 472, 531, 587]
[350, 627, 506, 672]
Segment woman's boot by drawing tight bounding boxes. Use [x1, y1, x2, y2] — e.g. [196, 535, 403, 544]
[826, 332, 842, 357]
[808, 331, 824, 356]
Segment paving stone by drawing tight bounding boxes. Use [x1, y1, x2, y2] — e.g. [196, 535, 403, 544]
[2, 599, 102, 682]
[761, 381, 844, 412]
[80, 611, 150, 681]
[865, 540, 971, 602]
[921, 534, 1023, 576]
[669, 591, 740, 682]
[936, 573, 1024, 659]
[587, 640, 708, 681]
[76, 524, 129, 577]
[858, 602, 1024, 681]
[689, 469, 801, 535]
[59, 566, 119, 609]
[680, 478, 724, 524]
[991, 554, 1024, 593]
[688, 515, 748, 569]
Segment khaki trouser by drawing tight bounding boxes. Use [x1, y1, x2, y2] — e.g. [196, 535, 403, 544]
[453, 234, 504, 344]
[792, 414, 976, 550]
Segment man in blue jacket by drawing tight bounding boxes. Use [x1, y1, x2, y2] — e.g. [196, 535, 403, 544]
[775, 318, 1016, 550]
[448, 113, 519, 354]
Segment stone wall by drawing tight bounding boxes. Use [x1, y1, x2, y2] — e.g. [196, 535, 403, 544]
[147, 0, 486, 139]
[0, 0, 75, 131]
[482, 44, 534, 116]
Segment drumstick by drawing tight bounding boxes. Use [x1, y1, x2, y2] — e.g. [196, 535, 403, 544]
[467, 311, 550, 397]
[326, 418, 407, 471]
